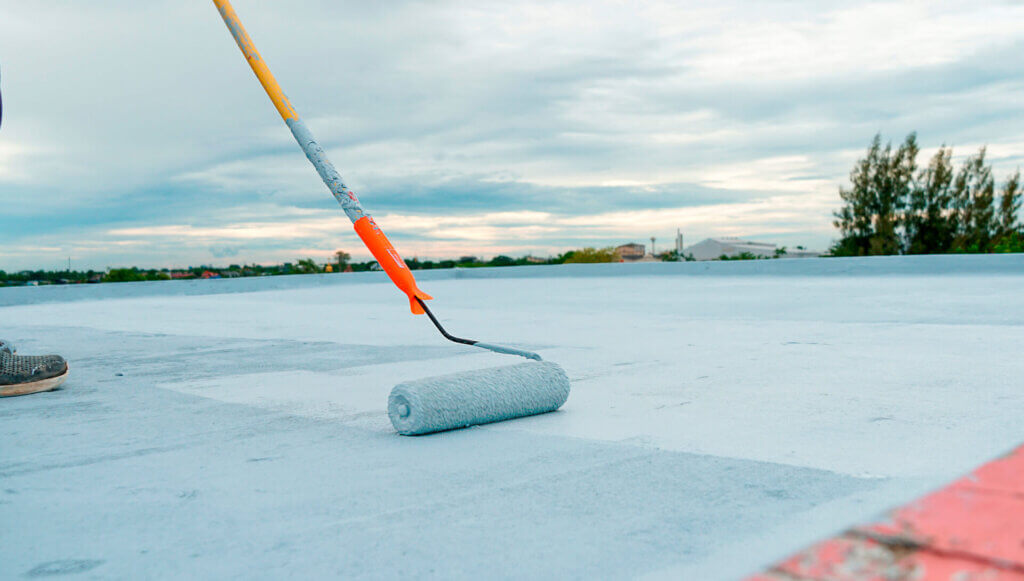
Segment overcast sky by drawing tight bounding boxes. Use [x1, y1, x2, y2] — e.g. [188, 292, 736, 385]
[2, 0, 1023, 270]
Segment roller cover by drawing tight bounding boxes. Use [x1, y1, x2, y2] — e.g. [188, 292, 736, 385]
[388, 361, 571, 435]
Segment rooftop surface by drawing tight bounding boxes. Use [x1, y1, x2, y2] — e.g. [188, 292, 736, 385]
[2, 255, 1022, 579]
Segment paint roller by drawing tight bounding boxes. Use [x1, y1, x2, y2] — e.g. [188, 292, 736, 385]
[213, 0, 570, 435]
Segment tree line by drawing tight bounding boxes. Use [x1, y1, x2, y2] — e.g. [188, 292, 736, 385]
[832, 133, 1022, 256]
[0, 247, 627, 286]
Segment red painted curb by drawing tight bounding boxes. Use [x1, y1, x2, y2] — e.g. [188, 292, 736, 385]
[748, 444, 1024, 580]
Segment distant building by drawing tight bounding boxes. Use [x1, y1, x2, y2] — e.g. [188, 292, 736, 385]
[684, 237, 821, 261]
[685, 237, 775, 260]
[171, 271, 195, 279]
[201, 271, 220, 279]
[615, 243, 646, 261]
[525, 256, 547, 264]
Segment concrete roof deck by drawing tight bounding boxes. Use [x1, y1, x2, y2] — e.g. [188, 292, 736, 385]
[2, 255, 1022, 579]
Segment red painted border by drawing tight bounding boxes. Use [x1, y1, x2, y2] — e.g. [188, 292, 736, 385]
[748, 444, 1024, 580]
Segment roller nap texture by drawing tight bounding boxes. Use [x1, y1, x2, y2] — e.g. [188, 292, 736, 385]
[388, 361, 570, 435]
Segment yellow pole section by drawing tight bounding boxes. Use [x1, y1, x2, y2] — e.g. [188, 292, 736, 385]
[213, 0, 298, 122]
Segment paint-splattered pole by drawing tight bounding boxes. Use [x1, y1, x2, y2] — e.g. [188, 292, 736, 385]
[212, 0, 433, 314]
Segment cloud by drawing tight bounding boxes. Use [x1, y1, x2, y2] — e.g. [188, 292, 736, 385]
[2, 0, 1023, 270]
[209, 245, 243, 259]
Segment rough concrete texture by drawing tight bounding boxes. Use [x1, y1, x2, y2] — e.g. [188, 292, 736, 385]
[1, 255, 1022, 579]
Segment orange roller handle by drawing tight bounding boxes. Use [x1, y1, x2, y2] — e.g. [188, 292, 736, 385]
[354, 217, 433, 314]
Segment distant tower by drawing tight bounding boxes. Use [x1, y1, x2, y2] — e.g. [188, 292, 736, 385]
[675, 229, 684, 255]
[650, 237, 656, 256]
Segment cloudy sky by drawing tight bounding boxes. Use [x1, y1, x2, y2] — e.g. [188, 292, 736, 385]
[2, 0, 1023, 270]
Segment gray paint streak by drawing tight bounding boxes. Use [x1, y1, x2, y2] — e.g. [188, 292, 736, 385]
[285, 118, 366, 223]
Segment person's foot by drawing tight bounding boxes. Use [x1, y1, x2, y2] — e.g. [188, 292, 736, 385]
[1, 349, 69, 397]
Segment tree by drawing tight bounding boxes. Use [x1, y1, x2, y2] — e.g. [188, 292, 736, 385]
[488, 255, 516, 267]
[294, 258, 319, 274]
[905, 146, 954, 254]
[334, 250, 350, 271]
[833, 136, 879, 256]
[563, 247, 618, 263]
[832, 133, 917, 256]
[551, 250, 576, 264]
[834, 134, 1024, 255]
[993, 170, 1024, 253]
[103, 268, 146, 283]
[951, 147, 996, 252]
[718, 251, 763, 261]
[873, 133, 918, 255]
[998, 170, 1021, 240]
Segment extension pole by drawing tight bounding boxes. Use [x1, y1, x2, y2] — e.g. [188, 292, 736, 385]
[214, 1, 542, 361]
[212, 0, 433, 314]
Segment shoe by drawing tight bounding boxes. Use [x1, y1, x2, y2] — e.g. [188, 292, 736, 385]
[1, 351, 69, 397]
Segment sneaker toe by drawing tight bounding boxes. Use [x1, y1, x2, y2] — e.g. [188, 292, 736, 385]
[35, 356, 68, 379]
